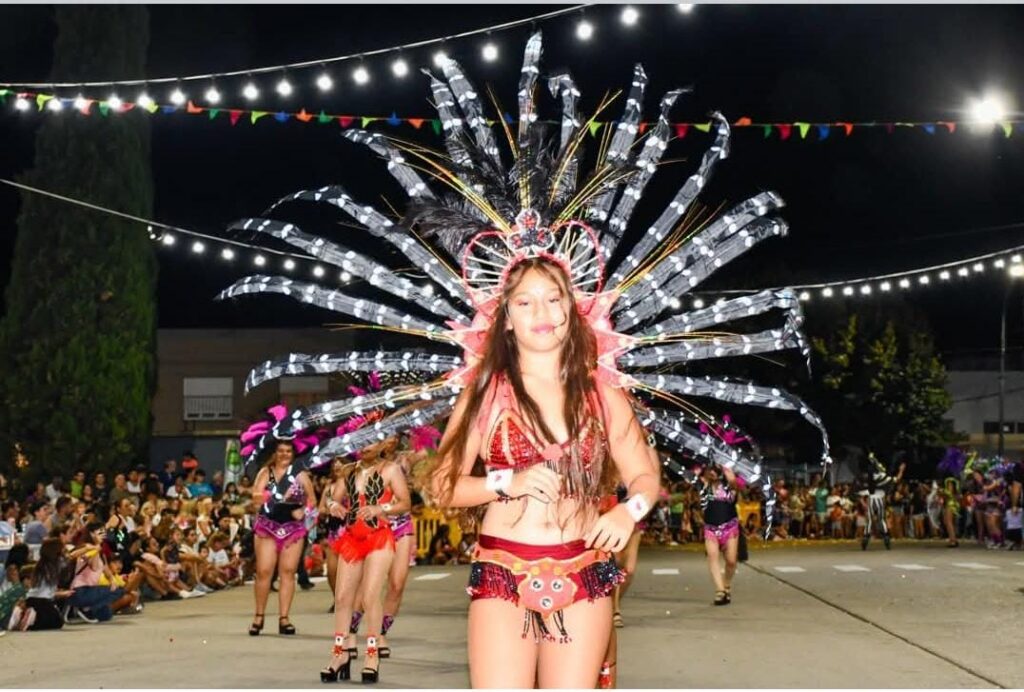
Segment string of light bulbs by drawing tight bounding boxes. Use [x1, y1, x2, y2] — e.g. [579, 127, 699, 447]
[0, 5, 696, 108]
[0, 178, 411, 287]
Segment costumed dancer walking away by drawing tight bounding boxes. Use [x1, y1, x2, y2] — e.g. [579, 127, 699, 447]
[244, 411, 319, 637]
[858, 453, 905, 551]
[698, 465, 740, 605]
[321, 440, 410, 684]
[318, 457, 347, 612]
[215, 29, 831, 690]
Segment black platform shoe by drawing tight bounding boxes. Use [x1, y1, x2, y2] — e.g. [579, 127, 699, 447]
[279, 616, 296, 635]
[362, 637, 381, 684]
[321, 639, 351, 683]
[248, 613, 264, 636]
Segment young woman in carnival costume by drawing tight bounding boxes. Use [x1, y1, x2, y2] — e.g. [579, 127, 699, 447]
[217, 32, 830, 687]
[318, 456, 347, 609]
[241, 405, 320, 636]
[857, 453, 906, 551]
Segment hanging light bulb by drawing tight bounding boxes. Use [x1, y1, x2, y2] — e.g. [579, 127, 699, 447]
[994, 258, 1006, 269]
[973, 262, 985, 273]
[340, 271, 352, 283]
[73, 94, 89, 110]
[46, 98, 63, 112]
[880, 281, 891, 292]
[191, 241, 205, 254]
[161, 233, 176, 246]
[918, 275, 930, 285]
[204, 85, 221, 104]
[283, 259, 296, 271]
[106, 94, 123, 111]
[221, 248, 235, 260]
[137, 92, 154, 109]
[692, 298, 705, 309]
[242, 81, 259, 100]
[169, 87, 186, 106]
[798, 291, 811, 301]
[621, 6, 640, 26]
[353, 66, 370, 85]
[1013, 254, 1022, 263]
[899, 278, 911, 289]
[860, 285, 872, 295]
[276, 76, 293, 97]
[482, 41, 499, 62]
[842, 286, 854, 296]
[822, 287, 834, 298]
[312, 265, 325, 278]
[253, 254, 266, 267]
[14, 96, 30, 111]
[957, 267, 970, 277]
[939, 270, 951, 280]
[576, 18, 595, 41]
[433, 50, 450, 68]
[677, 3, 695, 13]
[316, 71, 334, 92]
[391, 57, 409, 78]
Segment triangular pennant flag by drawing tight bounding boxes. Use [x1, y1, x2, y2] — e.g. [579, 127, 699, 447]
[676, 123, 690, 139]
[99, 102, 111, 116]
[361, 116, 379, 128]
[796, 122, 810, 139]
[762, 124, 772, 139]
[143, 101, 158, 114]
[186, 100, 203, 114]
[1001, 122, 1013, 138]
[734, 116, 752, 126]
[78, 100, 94, 115]
[816, 124, 830, 140]
[318, 111, 331, 124]
[841, 122, 854, 136]
[36, 93, 54, 110]
[274, 111, 289, 123]
[0, 89, 9, 101]
[208, 108, 220, 120]
[121, 103, 135, 112]
[923, 124, 936, 135]
[387, 112, 402, 127]
[229, 110, 243, 126]
[884, 123, 895, 134]
[503, 112, 514, 125]
[295, 109, 313, 123]
[588, 121, 603, 137]
[408, 118, 424, 129]
[251, 111, 268, 124]
[694, 121, 712, 133]
[638, 122, 648, 135]
[942, 121, 956, 134]
[484, 119, 495, 127]
[777, 124, 792, 140]
[338, 115, 354, 127]
[160, 105, 177, 114]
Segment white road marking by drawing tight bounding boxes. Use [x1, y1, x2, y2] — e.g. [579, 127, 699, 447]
[892, 563, 933, 571]
[309, 576, 328, 584]
[773, 566, 806, 573]
[414, 572, 452, 581]
[652, 568, 680, 575]
[832, 564, 870, 572]
[1016, 561, 1024, 567]
[951, 562, 998, 570]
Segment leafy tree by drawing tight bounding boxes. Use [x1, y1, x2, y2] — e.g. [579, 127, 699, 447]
[0, 6, 156, 480]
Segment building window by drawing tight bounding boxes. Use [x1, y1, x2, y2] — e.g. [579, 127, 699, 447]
[183, 377, 234, 420]
[982, 421, 1014, 434]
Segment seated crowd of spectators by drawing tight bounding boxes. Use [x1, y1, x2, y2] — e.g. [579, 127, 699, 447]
[0, 455, 252, 632]
[642, 472, 1022, 548]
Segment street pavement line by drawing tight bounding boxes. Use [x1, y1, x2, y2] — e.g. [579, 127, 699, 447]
[414, 572, 452, 581]
[745, 562, 1007, 688]
[832, 564, 870, 572]
[892, 563, 933, 571]
[773, 566, 806, 573]
[652, 568, 680, 575]
[951, 562, 999, 570]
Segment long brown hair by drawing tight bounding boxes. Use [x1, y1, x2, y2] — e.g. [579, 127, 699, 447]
[432, 256, 611, 508]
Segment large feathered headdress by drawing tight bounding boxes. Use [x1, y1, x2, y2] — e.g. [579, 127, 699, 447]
[217, 32, 830, 532]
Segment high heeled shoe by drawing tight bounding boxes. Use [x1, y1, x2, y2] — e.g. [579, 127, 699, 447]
[279, 616, 296, 635]
[320, 638, 351, 683]
[362, 637, 381, 684]
[248, 613, 265, 636]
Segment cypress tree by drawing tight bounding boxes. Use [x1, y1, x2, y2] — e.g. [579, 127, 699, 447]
[0, 6, 156, 480]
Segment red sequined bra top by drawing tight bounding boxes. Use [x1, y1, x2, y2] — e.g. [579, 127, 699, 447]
[478, 376, 605, 474]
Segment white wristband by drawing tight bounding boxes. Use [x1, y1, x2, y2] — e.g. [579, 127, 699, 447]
[625, 494, 651, 523]
[485, 469, 513, 493]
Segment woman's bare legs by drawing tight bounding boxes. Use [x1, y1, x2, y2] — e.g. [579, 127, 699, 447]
[722, 535, 739, 591]
[704, 535, 726, 593]
[379, 535, 413, 650]
[943, 508, 958, 545]
[326, 555, 364, 674]
[253, 537, 278, 627]
[468, 599, 539, 688]
[537, 597, 613, 688]
[358, 547, 394, 675]
[277, 539, 304, 622]
[326, 549, 339, 597]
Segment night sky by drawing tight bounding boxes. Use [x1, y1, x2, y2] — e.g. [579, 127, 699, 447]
[2, 4, 1024, 363]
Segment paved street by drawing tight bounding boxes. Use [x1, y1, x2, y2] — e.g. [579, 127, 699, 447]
[4, 541, 1023, 688]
